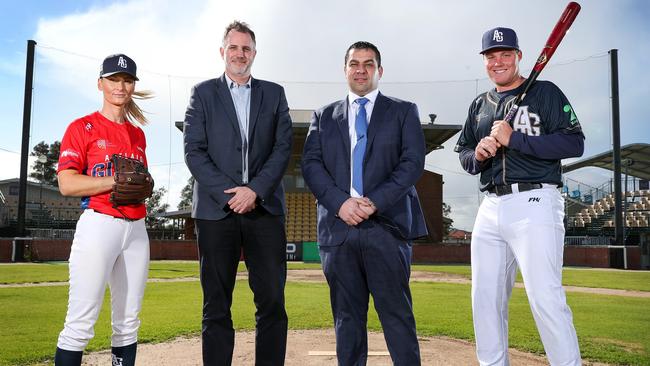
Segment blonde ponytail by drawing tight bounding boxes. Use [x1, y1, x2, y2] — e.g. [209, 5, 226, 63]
[125, 90, 154, 126]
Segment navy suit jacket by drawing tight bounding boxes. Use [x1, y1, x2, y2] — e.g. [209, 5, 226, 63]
[301, 93, 428, 246]
[183, 74, 292, 220]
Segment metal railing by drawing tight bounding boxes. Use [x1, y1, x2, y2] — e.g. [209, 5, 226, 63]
[564, 236, 612, 246]
[28, 228, 76, 239]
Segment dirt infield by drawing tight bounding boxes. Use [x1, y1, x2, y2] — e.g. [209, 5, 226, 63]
[80, 329, 558, 366]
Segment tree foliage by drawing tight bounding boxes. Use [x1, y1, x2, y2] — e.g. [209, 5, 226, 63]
[177, 176, 194, 210]
[29, 141, 60, 187]
[442, 202, 453, 235]
[146, 187, 170, 228]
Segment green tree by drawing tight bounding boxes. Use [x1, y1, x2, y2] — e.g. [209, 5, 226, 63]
[146, 187, 170, 228]
[177, 176, 194, 210]
[29, 141, 61, 187]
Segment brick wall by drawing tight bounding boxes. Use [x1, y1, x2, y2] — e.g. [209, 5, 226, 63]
[413, 243, 642, 269]
[563, 246, 610, 268]
[0, 239, 13, 262]
[150, 240, 198, 260]
[0, 239, 642, 269]
[31, 239, 72, 261]
[412, 243, 470, 264]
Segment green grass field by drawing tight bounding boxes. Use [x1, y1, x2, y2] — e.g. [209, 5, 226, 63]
[0, 262, 649, 365]
[3, 261, 649, 292]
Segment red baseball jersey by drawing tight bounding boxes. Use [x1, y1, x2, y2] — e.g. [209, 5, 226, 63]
[58, 111, 149, 219]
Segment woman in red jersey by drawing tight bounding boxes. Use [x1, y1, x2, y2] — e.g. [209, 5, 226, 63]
[54, 53, 152, 366]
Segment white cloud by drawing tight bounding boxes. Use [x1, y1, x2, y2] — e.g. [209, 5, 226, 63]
[0, 151, 39, 181]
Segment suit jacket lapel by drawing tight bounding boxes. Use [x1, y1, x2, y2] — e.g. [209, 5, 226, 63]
[248, 78, 262, 141]
[334, 98, 350, 166]
[366, 92, 390, 154]
[215, 74, 241, 137]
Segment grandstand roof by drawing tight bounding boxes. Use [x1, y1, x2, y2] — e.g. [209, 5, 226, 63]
[175, 109, 462, 155]
[288, 110, 462, 154]
[563, 143, 650, 181]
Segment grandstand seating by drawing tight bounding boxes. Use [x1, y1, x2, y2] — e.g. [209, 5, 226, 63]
[285, 192, 317, 242]
[567, 190, 650, 231]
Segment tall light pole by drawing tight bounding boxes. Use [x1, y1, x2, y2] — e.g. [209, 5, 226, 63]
[37, 155, 46, 213]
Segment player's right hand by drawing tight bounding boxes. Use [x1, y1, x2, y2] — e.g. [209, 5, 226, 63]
[475, 136, 501, 161]
[338, 198, 371, 226]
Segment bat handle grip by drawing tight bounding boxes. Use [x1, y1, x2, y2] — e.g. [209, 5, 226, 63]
[503, 103, 519, 125]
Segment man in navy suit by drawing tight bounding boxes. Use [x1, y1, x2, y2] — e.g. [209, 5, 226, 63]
[302, 41, 427, 366]
[183, 20, 292, 366]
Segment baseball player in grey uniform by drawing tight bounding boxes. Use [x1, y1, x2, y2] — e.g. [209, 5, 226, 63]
[455, 27, 584, 366]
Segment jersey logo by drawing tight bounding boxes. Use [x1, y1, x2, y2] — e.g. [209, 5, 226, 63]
[85, 122, 93, 131]
[61, 149, 80, 158]
[91, 161, 113, 177]
[117, 56, 128, 69]
[475, 112, 488, 124]
[97, 139, 106, 150]
[112, 354, 123, 366]
[493, 30, 504, 42]
[528, 197, 541, 202]
[513, 106, 541, 136]
[563, 104, 579, 125]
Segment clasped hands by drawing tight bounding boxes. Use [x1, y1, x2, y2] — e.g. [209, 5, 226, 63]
[224, 186, 257, 214]
[338, 197, 376, 226]
[475, 120, 513, 162]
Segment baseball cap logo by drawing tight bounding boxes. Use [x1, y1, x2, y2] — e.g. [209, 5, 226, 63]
[117, 56, 128, 69]
[493, 30, 504, 42]
[481, 27, 519, 54]
[100, 53, 139, 80]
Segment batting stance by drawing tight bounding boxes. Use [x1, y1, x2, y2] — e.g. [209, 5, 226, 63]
[455, 28, 583, 366]
[54, 54, 153, 366]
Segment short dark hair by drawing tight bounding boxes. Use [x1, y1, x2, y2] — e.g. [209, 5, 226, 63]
[223, 20, 256, 46]
[344, 41, 381, 68]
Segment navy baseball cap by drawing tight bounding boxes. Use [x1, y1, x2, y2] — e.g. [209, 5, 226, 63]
[480, 27, 519, 54]
[99, 53, 139, 80]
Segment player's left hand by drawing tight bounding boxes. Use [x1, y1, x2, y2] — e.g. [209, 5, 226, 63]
[224, 186, 257, 214]
[490, 120, 513, 147]
[356, 197, 377, 216]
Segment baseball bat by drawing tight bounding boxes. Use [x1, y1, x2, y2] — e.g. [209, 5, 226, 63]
[503, 1, 581, 123]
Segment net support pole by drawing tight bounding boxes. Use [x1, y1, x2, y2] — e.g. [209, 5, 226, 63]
[17, 40, 37, 237]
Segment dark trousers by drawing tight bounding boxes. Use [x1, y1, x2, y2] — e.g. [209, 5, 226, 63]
[319, 221, 420, 366]
[195, 208, 288, 366]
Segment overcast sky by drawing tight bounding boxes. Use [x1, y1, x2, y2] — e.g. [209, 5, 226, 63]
[1, 0, 648, 230]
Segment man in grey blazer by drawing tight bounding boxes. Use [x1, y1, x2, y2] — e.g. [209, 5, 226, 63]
[183, 20, 292, 366]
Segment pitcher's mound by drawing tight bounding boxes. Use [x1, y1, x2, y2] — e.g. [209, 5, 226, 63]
[81, 329, 556, 365]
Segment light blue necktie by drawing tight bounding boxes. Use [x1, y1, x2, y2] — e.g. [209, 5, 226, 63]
[352, 97, 369, 195]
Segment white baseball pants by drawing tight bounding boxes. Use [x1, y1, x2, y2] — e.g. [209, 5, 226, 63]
[57, 209, 149, 351]
[471, 185, 581, 366]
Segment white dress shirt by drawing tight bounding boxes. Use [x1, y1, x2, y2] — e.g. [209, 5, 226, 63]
[225, 74, 252, 184]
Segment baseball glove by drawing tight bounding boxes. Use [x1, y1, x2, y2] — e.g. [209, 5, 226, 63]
[110, 154, 154, 207]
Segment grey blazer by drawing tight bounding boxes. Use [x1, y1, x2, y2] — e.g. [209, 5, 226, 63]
[183, 74, 292, 220]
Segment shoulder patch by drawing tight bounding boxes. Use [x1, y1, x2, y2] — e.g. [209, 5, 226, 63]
[61, 149, 80, 158]
[563, 104, 579, 125]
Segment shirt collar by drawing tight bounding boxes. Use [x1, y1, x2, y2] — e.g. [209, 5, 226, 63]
[225, 73, 252, 89]
[348, 88, 379, 106]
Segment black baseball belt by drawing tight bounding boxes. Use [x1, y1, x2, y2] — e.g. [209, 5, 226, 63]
[487, 183, 544, 197]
